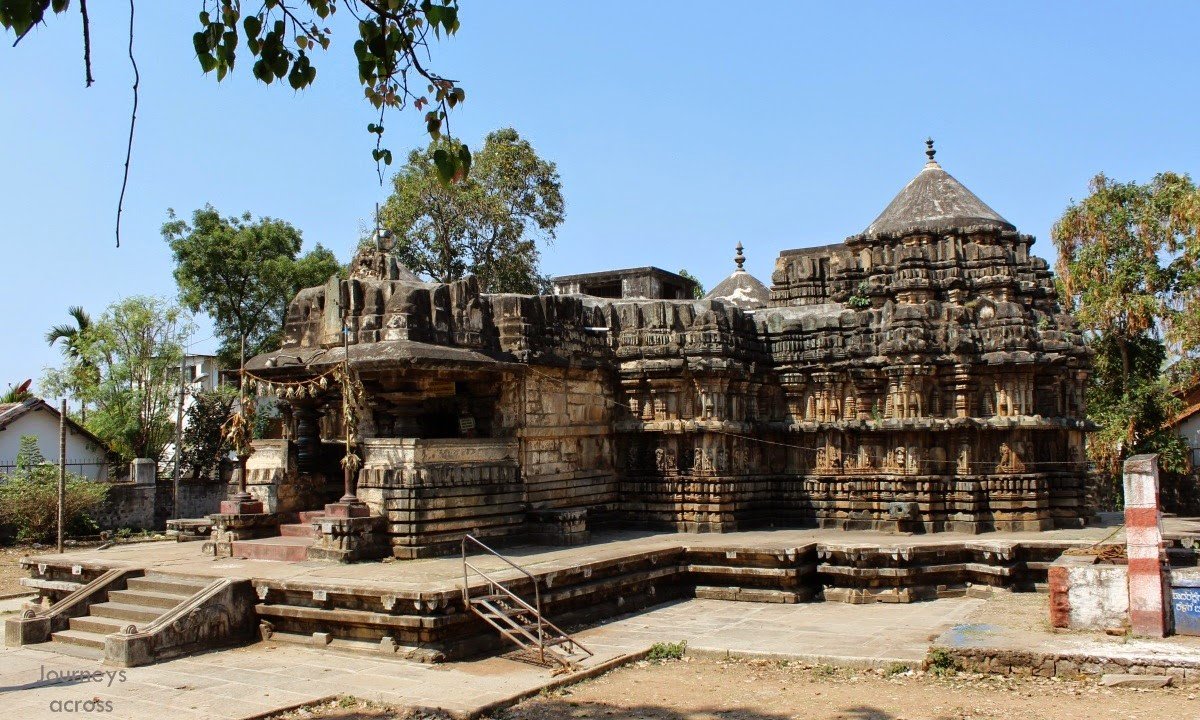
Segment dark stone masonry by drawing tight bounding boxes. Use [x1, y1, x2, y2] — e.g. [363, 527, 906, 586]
[245, 144, 1094, 559]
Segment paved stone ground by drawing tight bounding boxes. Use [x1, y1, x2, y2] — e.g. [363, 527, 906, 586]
[584, 597, 983, 665]
[0, 596, 980, 718]
[937, 591, 1200, 666]
[15, 523, 1151, 594]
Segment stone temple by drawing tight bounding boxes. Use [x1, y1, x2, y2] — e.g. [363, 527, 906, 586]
[242, 141, 1094, 560]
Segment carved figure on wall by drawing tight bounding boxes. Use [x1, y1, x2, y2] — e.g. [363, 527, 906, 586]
[732, 444, 749, 473]
[654, 447, 677, 473]
[996, 442, 1026, 473]
[907, 446, 922, 474]
[857, 444, 874, 470]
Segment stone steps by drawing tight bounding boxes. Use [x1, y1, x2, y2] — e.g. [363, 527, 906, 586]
[89, 601, 163, 623]
[279, 523, 319, 538]
[695, 585, 802, 603]
[43, 572, 209, 658]
[51, 627, 108, 650]
[126, 575, 210, 596]
[27, 639, 104, 661]
[231, 536, 314, 562]
[69, 614, 132, 635]
[107, 588, 193, 610]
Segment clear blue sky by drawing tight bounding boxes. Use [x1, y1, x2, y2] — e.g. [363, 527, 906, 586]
[2, 2, 1198, 392]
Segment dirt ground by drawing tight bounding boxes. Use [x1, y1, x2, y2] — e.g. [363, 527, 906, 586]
[0, 546, 29, 596]
[269, 656, 1195, 720]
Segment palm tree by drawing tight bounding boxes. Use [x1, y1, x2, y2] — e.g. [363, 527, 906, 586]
[0, 379, 33, 403]
[46, 306, 94, 421]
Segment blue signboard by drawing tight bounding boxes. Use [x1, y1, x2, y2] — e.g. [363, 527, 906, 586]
[1171, 586, 1200, 636]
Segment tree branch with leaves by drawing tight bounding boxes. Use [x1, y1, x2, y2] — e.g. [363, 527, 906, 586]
[381, 127, 563, 293]
[1, 0, 470, 245]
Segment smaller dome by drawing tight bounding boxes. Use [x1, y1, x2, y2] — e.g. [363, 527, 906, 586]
[705, 242, 769, 310]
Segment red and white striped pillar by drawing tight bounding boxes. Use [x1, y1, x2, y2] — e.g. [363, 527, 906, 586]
[1123, 454, 1168, 637]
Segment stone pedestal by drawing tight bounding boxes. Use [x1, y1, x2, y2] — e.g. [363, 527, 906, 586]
[219, 498, 265, 515]
[307, 515, 388, 562]
[324, 500, 371, 518]
[165, 518, 213, 542]
[527, 508, 590, 546]
[207, 513, 284, 558]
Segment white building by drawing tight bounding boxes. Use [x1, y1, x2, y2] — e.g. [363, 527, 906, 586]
[0, 398, 112, 481]
[161, 354, 228, 473]
[1173, 381, 1200, 472]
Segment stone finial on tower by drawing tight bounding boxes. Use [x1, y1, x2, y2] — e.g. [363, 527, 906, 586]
[925, 137, 937, 164]
[734, 242, 745, 271]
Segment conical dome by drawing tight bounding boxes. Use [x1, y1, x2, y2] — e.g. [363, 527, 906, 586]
[705, 243, 769, 310]
[859, 141, 1014, 240]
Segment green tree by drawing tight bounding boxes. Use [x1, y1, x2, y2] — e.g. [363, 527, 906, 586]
[1085, 334, 1189, 506]
[13, 434, 46, 469]
[1053, 172, 1200, 499]
[180, 387, 236, 482]
[677, 269, 705, 299]
[0, 1, 470, 181]
[162, 205, 340, 367]
[0, 436, 108, 543]
[42, 296, 192, 463]
[380, 127, 564, 293]
[45, 305, 96, 420]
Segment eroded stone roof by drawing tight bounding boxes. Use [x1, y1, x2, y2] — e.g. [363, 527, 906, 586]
[705, 242, 770, 310]
[859, 151, 1014, 241]
[707, 271, 769, 310]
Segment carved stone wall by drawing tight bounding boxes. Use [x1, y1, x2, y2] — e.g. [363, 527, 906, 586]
[355, 438, 524, 558]
[247, 171, 1095, 550]
[518, 367, 617, 517]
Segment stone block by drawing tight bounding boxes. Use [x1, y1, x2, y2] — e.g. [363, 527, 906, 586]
[1100, 673, 1172, 688]
[308, 515, 389, 562]
[130, 458, 156, 485]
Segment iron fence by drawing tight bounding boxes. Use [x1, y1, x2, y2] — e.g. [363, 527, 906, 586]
[0, 461, 114, 482]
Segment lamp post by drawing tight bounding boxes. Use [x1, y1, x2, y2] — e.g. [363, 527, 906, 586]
[339, 321, 356, 504]
[326, 316, 368, 518]
[220, 337, 263, 515]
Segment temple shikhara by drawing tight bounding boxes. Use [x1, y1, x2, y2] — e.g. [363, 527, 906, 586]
[239, 141, 1094, 561]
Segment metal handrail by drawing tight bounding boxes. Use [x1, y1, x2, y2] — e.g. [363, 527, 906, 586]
[462, 534, 545, 660]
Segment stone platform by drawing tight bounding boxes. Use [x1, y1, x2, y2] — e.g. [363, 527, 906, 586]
[21, 522, 1191, 664]
[933, 590, 1200, 682]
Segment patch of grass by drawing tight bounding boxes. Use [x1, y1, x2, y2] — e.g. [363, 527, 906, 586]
[811, 663, 838, 678]
[884, 662, 910, 676]
[926, 648, 959, 676]
[646, 640, 687, 662]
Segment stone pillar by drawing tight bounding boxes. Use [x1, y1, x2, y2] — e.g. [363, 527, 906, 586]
[130, 458, 156, 485]
[1124, 454, 1167, 637]
[294, 402, 321, 474]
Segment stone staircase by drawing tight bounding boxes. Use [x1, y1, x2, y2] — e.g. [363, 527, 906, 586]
[230, 510, 324, 562]
[38, 573, 211, 657]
